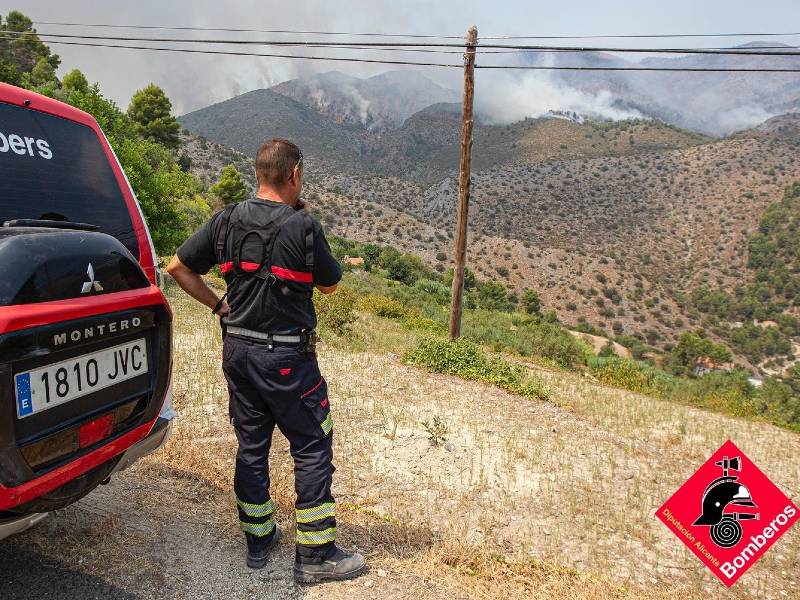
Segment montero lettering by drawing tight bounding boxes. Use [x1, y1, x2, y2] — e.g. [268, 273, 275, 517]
[53, 317, 142, 346]
[720, 505, 797, 579]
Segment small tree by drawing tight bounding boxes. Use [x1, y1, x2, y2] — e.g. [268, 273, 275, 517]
[28, 57, 57, 86]
[521, 289, 541, 315]
[127, 83, 180, 148]
[475, 280, 514, 312]
[1, 11, 59, 85]
[443, 266, 476, 290]
[211, 164, 247, 205]
[668, 331, 732, 376]
[62, 68, 89, 93]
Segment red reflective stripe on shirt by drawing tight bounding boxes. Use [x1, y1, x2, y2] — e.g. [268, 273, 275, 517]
[271, 265, 313, 283]
[219, 261, 260, 273]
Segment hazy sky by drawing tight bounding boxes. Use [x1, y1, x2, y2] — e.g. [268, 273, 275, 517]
[3, 0, 800, 114]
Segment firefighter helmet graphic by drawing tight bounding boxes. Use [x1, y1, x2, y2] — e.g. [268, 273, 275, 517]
[693, 455, 759, 548]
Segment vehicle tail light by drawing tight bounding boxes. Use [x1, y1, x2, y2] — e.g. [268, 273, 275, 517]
[79, 413, 114, 448]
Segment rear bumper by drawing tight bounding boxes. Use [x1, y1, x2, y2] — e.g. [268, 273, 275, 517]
[0, 375, 174, 514]
[110, 415, 173, 476]
[0, 416, 173, 542]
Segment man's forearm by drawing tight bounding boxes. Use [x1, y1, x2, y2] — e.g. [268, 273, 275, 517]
[315, 283, 338, 294]
[166, 256, 225, 311]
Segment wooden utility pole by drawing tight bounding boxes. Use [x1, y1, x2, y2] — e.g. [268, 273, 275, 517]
[448, 25, 478, 341]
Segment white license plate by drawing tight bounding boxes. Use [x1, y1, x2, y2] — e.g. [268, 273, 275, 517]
[14, 338, 148, 419]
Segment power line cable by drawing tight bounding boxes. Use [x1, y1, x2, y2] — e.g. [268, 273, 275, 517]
[30, 20, 800, 43]
[475, 42, 800, 56]
[9, 29, 469, 48]
[16, 38, 463, 68]
[16, 36, 800, 72]
[3, 32, 468, 56]
[476, 64, 800, 72]
[32, 20, 465, 39]
[481, 32, 800, 40]
[16, 32, 800, 56]
[11, 30, 800, 57]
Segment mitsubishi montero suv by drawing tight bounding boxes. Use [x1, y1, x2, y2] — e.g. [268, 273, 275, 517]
[0, 82, 174, 539]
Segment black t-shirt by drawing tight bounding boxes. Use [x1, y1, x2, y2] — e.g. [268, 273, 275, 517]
[176, 198, 341, 333]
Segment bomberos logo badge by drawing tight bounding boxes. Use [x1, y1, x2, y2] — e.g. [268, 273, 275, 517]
[657, 440, 798, 586]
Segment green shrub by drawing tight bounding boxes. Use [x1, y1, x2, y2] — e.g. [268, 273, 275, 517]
[358, 294, 411, 319]
[668, 371, 756, 418]
[413, 279, 451, 304]
[358, 293, 446, 333]
[588, 356, 675, 397]
[404, 338, 549, 401]
[667, 332, 731, 376]
[315, 287, 357, 334]
[461, 310, 585, 368]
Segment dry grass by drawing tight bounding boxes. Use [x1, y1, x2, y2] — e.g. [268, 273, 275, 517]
[149, 284, 799, 599]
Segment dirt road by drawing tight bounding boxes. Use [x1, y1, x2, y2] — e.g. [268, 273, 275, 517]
[0, 448, 440, 600]
[0, 467, 307, 600]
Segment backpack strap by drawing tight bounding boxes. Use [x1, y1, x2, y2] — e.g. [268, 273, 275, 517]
[211, 204, 238, 314]
[302, 211, 315, 274]
[215, 203, 238, 265]
[265, 210, 315, 302]
[215, 205, 315, 305]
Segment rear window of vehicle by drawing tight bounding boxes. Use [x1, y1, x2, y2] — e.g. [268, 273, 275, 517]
[0, 101, 138, 259]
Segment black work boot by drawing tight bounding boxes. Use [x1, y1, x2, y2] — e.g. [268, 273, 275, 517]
[246, 527, 281, 569]
[293, 546, 367, 583]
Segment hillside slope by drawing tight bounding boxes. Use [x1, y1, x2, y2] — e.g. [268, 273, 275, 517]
[178, 80, 800, 365]
[177, 88, 363, 170]
[317, 129, 800, 357]
[272, 70, 459, 130]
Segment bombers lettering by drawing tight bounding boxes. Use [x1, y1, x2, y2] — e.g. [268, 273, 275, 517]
[0, 131, 52, 159]
[53, 317, 142, 346]
[720, 505, 797, 580]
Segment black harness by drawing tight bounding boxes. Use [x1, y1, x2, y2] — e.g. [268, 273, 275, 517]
[213, 202, 315, 317]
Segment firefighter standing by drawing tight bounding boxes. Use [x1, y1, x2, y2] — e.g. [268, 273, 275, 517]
[166, 139, 366, 583]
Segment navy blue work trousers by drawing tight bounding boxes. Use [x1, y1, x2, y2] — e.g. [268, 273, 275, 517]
[221, 334, 336, 562]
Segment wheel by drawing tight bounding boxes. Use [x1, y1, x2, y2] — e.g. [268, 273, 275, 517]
[710, 516, 742, 548]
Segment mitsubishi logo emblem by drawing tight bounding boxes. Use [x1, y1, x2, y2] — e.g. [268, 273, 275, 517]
[81, 263, 103, 294]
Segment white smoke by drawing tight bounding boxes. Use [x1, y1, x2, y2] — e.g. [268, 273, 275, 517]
[713, 105, 777, 136]
[341, 85, 372, 125]
[309, 87, 331, 109]
[475, 70, 643, 125]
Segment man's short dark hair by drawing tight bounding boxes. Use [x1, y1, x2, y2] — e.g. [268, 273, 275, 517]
[255, 138, 302, 186]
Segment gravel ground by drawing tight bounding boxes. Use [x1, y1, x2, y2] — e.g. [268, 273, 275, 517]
[0, 469, 309, 600]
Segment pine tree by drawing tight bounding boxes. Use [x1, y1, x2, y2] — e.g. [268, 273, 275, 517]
[522, 288, 542, 315]
[211, 164, 247, 205]
[127, 84, 181, 149]
[62, 68, 89, 93]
